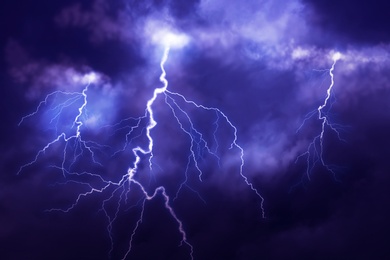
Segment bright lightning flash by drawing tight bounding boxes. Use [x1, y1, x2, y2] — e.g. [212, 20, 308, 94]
[18, 31, 264, 259]
[296, 51, 344, 181]
[152, 28, 190, 49]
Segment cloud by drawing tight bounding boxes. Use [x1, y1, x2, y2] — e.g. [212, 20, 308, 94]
[4, 0, 390, 258]
[302, 0, 390, 44]
[8, 0, 390, 178]
[55, 0, 134, 43]
[4, 39, 112, 99]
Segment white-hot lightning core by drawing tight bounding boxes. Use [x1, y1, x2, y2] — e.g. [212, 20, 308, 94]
[295, 51, 344, 182]
[17, 31, 265, 259]
[148, 23, 190, 49]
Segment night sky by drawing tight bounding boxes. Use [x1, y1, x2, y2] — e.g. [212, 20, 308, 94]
[2, 0, 390, 259]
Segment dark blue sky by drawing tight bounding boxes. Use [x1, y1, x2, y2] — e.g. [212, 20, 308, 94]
[1, 0, 390, 259]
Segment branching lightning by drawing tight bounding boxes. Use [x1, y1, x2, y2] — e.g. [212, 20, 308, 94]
[296, 52, 344, 181]
[18, 32, 265, 259]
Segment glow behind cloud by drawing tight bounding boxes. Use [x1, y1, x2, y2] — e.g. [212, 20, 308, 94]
[145, 19, 190, 49]
[154, 30, 190, 48]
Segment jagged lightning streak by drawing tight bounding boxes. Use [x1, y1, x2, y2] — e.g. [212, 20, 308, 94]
[17, 31, 265, 259]
[164, 90, 265, 217]
[296, 52, 343, 181]
[17, 73, 101, 176]
[123, 44, 195, 259]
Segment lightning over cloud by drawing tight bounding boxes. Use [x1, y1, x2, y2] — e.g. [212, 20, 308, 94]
[16, 30, 264, 259]
[295, 51, 344, 182]
[4, 0, 390, 259]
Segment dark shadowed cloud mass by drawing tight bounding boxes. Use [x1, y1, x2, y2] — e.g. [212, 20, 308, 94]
[1, 0, 390, 259]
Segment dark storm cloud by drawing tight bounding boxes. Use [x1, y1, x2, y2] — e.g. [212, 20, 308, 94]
[2, 0, 390, 259]
[168, 0, 200, 19]
[125, 0, 200, 19]
[303, 0, 390, 44]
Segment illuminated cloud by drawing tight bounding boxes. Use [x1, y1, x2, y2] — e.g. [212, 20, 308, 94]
[2, 0, 390, 259]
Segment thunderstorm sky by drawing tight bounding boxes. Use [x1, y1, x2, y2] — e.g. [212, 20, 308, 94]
[1, 0, 390, 259]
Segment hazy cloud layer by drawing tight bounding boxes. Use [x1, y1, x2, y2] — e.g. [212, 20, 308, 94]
[2, 0, 390, 259]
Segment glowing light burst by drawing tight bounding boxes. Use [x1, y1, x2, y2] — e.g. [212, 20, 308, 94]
[18, 33, 265, 259]
[17, 74, 103, 177]
[296, 51, 344, 181]
[151, 27, 190, 49]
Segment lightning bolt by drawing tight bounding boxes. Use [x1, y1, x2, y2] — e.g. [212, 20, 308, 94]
[17, 76, 103, 177]
[296, 52, 344, 182]
[18, 35, 265, 259]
